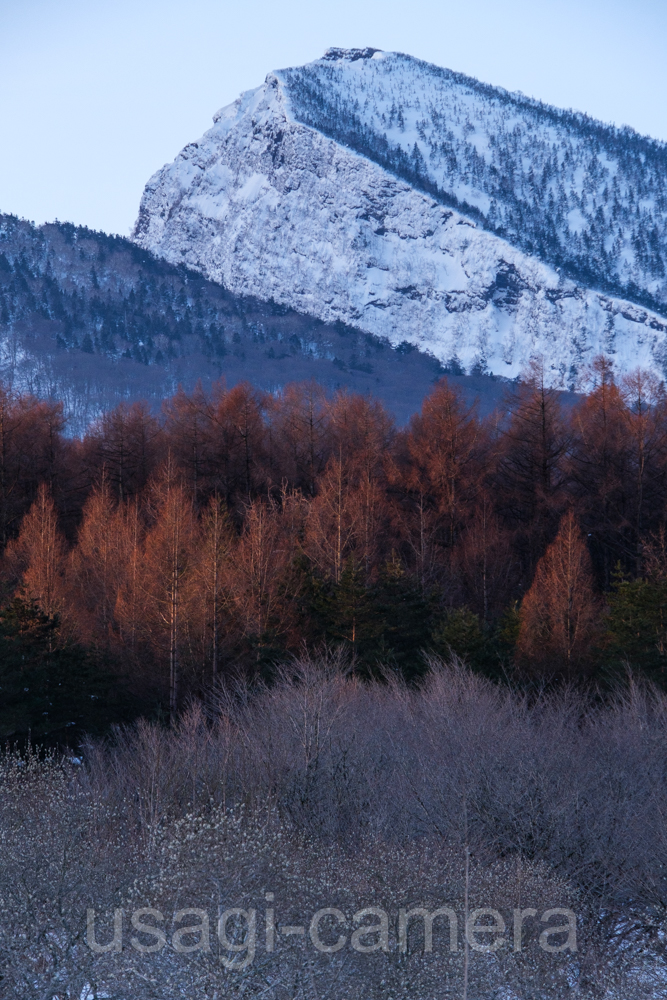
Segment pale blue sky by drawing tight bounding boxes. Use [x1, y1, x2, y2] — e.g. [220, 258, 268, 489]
[1, 0, 665, 236]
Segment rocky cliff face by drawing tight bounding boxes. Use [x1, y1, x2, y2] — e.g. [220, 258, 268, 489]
[133, 49, 667, 387]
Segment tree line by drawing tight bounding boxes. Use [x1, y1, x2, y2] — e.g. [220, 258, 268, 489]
[2, 355, 667, 739]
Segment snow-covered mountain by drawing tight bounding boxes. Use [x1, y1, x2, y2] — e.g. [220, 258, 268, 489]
[133, 48, 667, 386]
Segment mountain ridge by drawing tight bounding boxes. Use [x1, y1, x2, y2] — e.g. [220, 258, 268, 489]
[282, 49, 667, 311]
[133, 48, 667, 387]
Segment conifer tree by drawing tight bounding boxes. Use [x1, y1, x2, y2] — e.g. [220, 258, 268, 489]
[605, 568, 667, 678]
[208, 381, 268, 505]
[517, 510, 601, 675]
[0, 386, 28, 547]
[325, 391, 393, 487]
[305, 456, 358, 584]
[495, 357, 568, 578]
[396, 378, 484, 586]
[9, 483, 66, 619]
[69, 479, 126, 644]
[620, 368, 667, 573]
[454, 491, 516, 621]
[229, 496, 298, 664]
[84, 401, 161, 502]
[568, 356, 629, 585]
[312, 555, 380, 663]
[163, 385, 212, 506]
[268, 381, 328, 495]
[113, 496, 145, 662]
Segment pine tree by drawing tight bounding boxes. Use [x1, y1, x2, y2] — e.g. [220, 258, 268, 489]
[312, 556, 381, 667]
[0, 598, 113, 743]
[431, 607, 492, 673]
[604, 565, 667, 680]
[370, 555, 434, 679]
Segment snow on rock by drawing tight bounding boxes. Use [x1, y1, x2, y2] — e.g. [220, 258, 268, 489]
[133, 50, 667, 386]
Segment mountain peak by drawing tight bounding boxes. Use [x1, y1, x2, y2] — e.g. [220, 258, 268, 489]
[321, 47, 383, 62]
[132, 50, 667, 387]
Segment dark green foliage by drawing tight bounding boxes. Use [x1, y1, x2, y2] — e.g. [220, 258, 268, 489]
[309, 558, 384, 672]
[306, 556, 434, 680]
[369, 556, 436, 679]
[0, 599, 128, 745]
[431, 606, 505, 677]
[225, 554, 511, 684]
[604, 569, 667, 680]
[494, 602, 521, 661]
[442, 355, 465, 376]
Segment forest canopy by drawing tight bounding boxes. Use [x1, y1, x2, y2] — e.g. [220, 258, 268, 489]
[1, 355, 667, 739]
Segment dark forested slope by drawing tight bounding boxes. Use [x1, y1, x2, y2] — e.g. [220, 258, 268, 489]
[0, 213, 488, 430]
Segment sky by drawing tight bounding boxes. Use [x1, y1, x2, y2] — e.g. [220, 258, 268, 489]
[1, 0, 666, 237]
